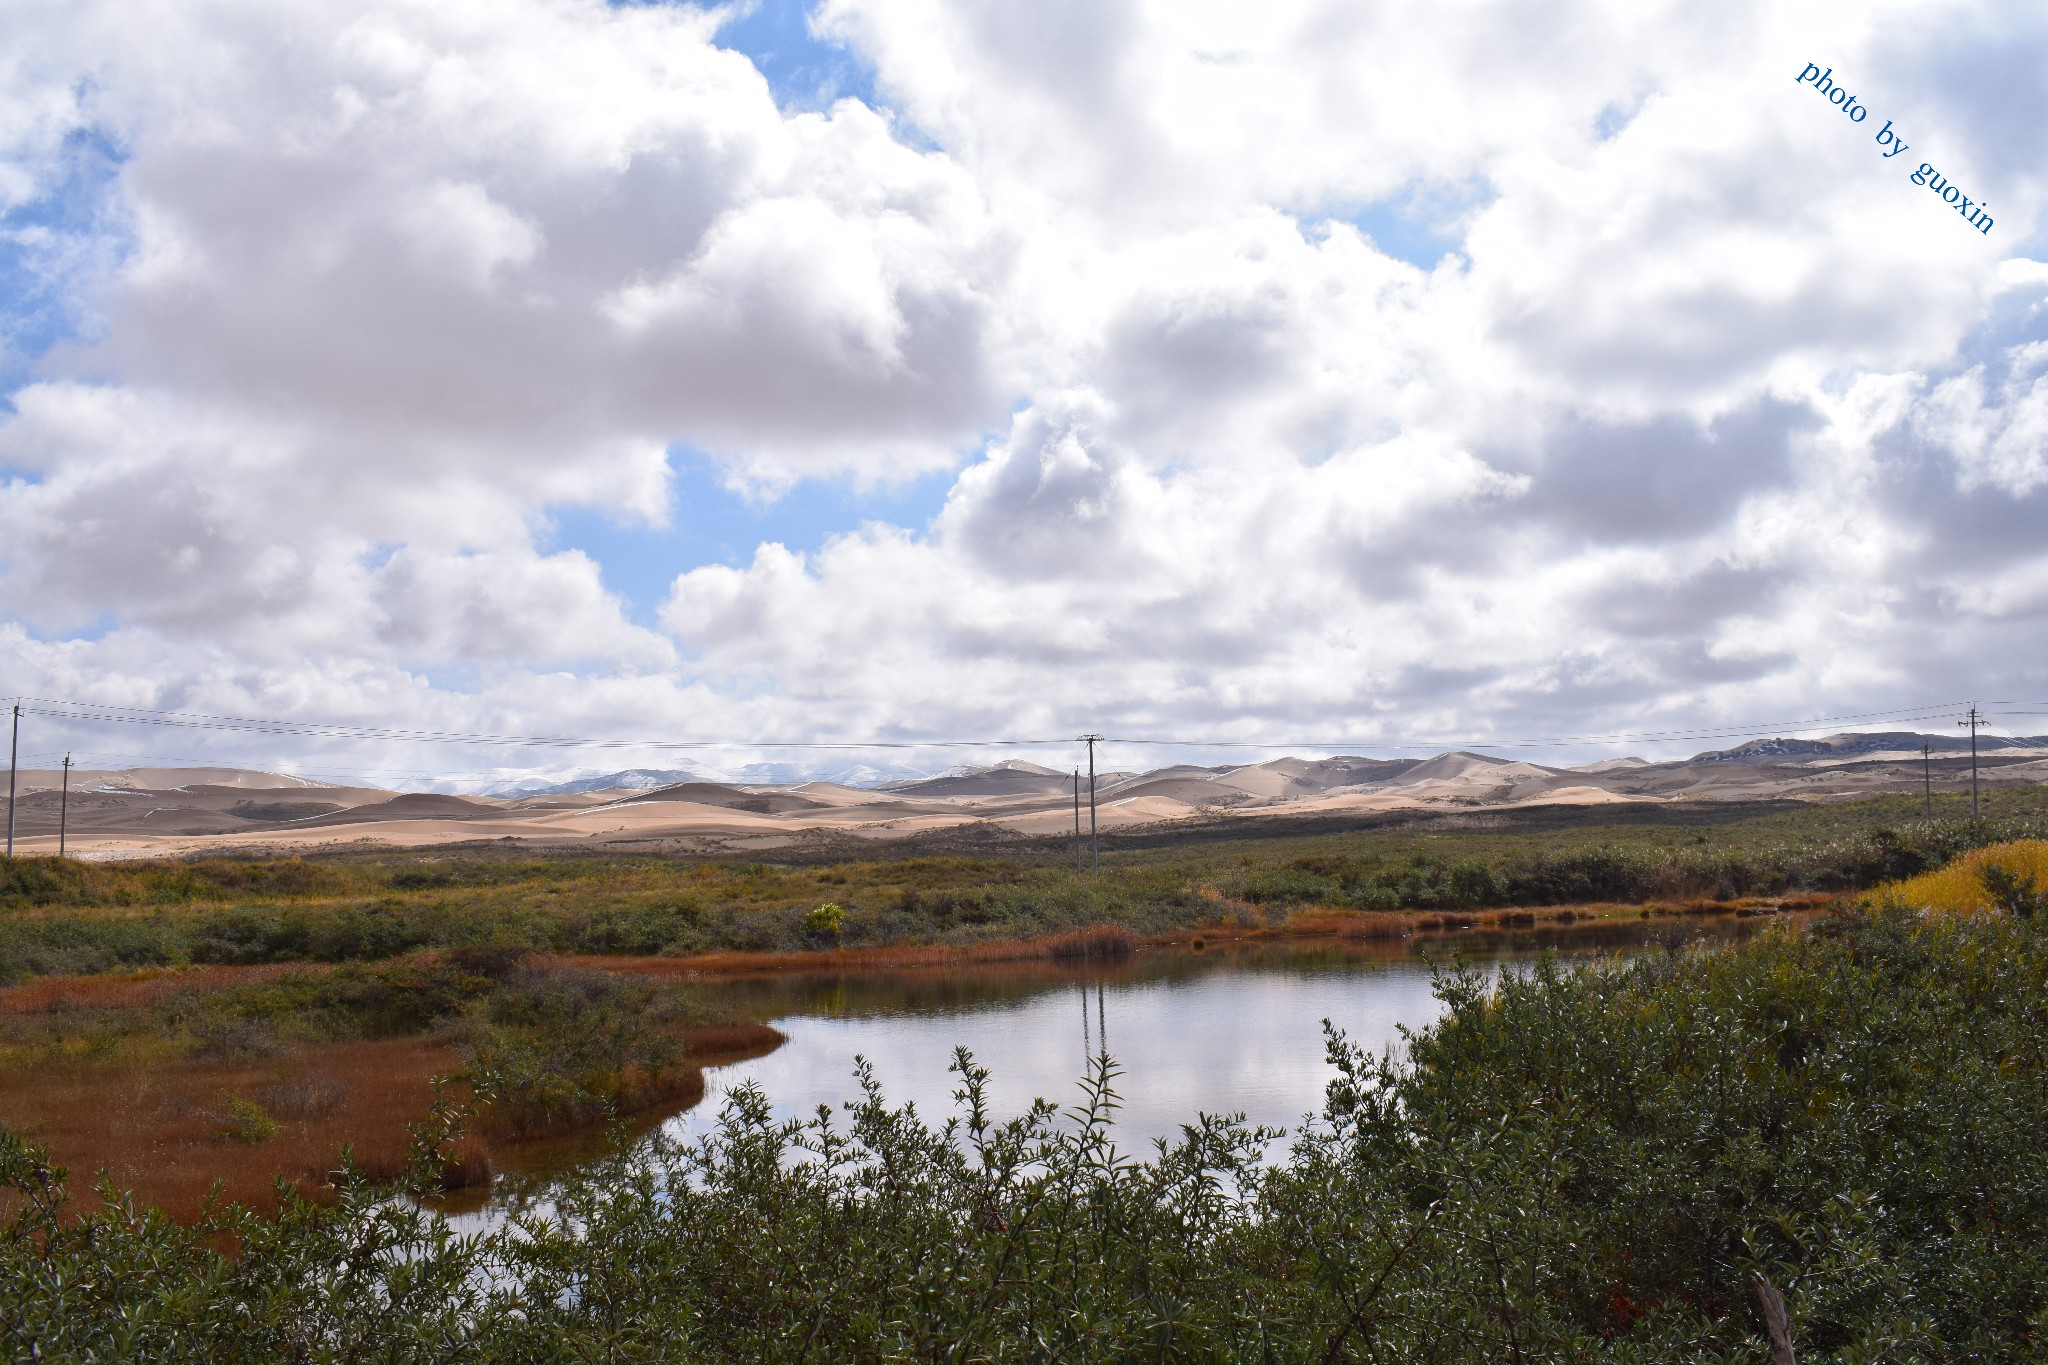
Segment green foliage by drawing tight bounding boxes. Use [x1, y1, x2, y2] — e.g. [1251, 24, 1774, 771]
[0, 856, 353, 910]
[215, 1095, 279, 1144]
[803, 900, 846, 940]
[1225, 815, 2046, 910]
[0, 947, 724, 1082]
[3, 796, 2044, 987]
[1982, 863, 2045, 918]
[7, 908, 2048, 1359]
[462, 966, 687, 1134]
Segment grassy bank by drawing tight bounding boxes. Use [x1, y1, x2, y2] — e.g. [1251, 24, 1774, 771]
[6, 903, 2047, 1359]
[0, 948, 773, 1216]
[4, 789, 2042, 983]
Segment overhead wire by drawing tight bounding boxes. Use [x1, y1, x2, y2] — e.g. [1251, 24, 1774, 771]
[3, 694, 2041, 766]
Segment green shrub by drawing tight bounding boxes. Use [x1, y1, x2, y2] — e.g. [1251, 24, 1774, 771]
[1982, 863, 2045, 918]
[461, 967, 686, 1135]
[8, 907, 2048, 1359]
[803, 901, 846, 941]
[214, 1096, 279, 1144]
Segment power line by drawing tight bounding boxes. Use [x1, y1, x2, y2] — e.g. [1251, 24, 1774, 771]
[9, 698, 1071, 752]
[6, 695, 2031, 760]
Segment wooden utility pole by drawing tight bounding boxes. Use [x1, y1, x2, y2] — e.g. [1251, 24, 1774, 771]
[1072, 769, 1082, 873]
[1959, 706, 1983, 818]
[59, 754, 72, 858]
[5, 703, 17, 860]
[1081, 734, 1103, 874]
[1922, 741, 1932, 818]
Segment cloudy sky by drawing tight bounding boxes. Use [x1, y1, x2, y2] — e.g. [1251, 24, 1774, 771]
[1, 0, 2045, 783]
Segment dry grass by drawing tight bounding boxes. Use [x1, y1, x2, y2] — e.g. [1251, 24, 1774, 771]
[0, 1019, 787, 1222]
[0, 963, 317, 1017]
[685, 1023, 790, 1066]
[0, 1036, 459, 1220]
[1877, 839, 2048, 913]
[1043, 925, 1139, 960]
[585, 925, 1157, 979]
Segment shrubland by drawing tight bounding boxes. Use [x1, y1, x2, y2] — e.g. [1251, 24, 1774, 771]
[6, 903, 2048, 1360]
[3, 789, 2044, 983]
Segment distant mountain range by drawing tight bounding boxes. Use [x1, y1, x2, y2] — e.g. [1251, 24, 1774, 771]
[472, 732, 2047, 799]
[482, 759, 935, 796]
[6, 730, 2044, 857]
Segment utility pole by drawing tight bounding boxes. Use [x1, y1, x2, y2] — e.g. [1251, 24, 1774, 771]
[1072, 769, 1082, 874]
[1081, 734, 1103, 875]
[6, 703, 17, 860]
[1922, 740, 1932, 818]
[59, 754, 71, 858]
[1959, 705, 1983, 819]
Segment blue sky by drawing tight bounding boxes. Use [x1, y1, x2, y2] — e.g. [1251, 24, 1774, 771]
[548, 451, 956, 621]
[0, 126, 124, 403]
[710, 0, 879, 112]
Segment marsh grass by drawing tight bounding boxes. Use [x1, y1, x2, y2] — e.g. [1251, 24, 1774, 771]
[0, 951, 757, 1217]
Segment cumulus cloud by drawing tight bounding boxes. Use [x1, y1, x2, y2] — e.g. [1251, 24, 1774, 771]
[0, 0, 2044, 778]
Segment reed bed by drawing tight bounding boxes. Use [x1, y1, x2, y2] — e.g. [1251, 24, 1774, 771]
[1879, 838, 2048, 912]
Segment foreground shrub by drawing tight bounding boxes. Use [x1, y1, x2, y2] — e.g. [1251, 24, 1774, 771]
[6, 906, 2048, 1360]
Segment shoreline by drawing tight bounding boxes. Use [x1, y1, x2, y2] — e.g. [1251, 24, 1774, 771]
[0, 898, 1834, 1222]
[584, 894, 1838, 981]
[0, 895, 1837, 1015]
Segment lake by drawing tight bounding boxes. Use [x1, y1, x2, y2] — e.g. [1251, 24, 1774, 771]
[469, 913, 1775, 1210]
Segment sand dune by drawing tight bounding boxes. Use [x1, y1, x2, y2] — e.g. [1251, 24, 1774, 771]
[6, 732, 2045, 858]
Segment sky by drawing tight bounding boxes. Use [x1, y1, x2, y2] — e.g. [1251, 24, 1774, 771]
[1, 0, 2046, 785]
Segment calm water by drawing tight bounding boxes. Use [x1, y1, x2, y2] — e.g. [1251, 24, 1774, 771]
[661, 918, 1760, 1152]
[676, 956, 1439, 1148]
[450, 915, 1784, 1220]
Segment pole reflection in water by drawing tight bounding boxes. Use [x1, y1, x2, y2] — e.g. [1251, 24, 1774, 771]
[667, 949, 1450, 1154]
[453, 916, 1785, 1224]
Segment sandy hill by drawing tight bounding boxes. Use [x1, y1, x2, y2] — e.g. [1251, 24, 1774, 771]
[882, 767, 1078, 799]
[612, 782, 831, 814]
[1574, 757, 1649, 773]
[6, 733, 2045, 857]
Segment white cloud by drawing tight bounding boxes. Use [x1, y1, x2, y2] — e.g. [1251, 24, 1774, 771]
[1, 0, 2045, 777]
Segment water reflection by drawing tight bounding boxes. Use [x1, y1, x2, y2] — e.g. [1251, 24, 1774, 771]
[459, 913, 1787, 1217]
[659, 914, 1776, 1156]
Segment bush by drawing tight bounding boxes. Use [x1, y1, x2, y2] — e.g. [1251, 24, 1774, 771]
[803, 901, 846, 941]
[461, 966, 688, 1137]
[213, 1096, 279, 1144]
[7, 906, 2048, 1359]
[1982, 863, 2045, 918]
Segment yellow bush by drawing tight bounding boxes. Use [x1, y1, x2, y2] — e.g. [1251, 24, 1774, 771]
[1877, 840, 2048, 913]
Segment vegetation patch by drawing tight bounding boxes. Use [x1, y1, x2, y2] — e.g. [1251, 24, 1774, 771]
[1874, 836, 2048, 914]
[5, 904, 2048, 1358]
[4, 793, 2043, 984]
